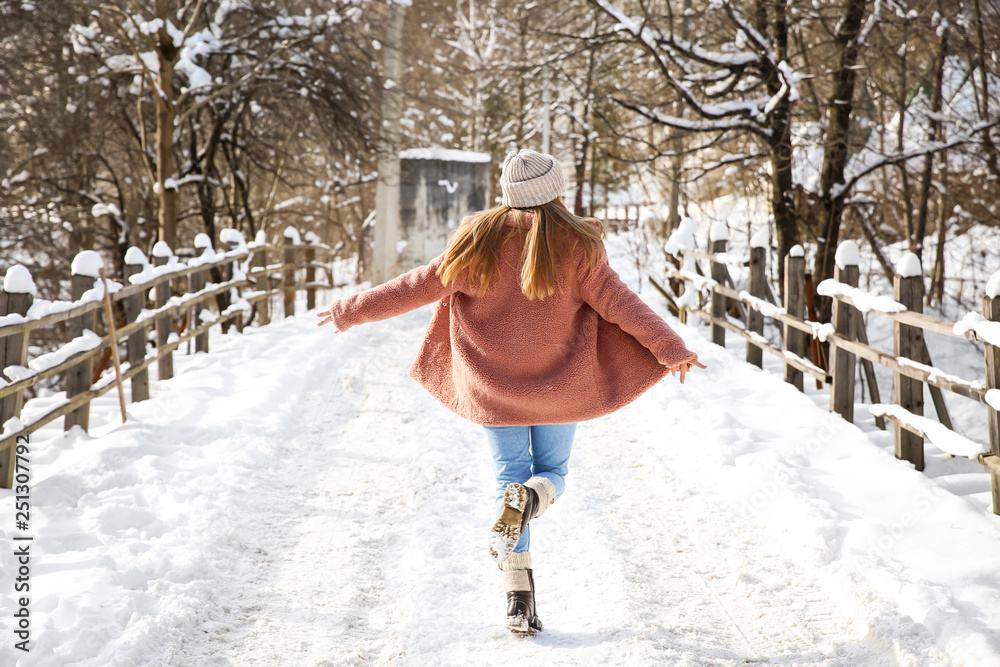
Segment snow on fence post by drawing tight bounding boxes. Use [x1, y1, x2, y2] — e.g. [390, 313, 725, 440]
[122, 248, 150, 402]
[152, 242, 175, 381]
[709, 223, 728, 347]
[191, 234, 212, 354]
[65, 251, 102, 432]
[981, 287, 1000, 510]
[305, 233, 318, 311]
[894, 257, 925, 471]
[830, 242, 860, 424]
[747, 244, 767, 368]
[783, 246, 806, 391]
[283, 227, 299, 318]
[0, 265, 35, 488]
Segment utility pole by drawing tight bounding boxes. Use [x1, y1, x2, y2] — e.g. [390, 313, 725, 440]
[373, 1, 406, 284]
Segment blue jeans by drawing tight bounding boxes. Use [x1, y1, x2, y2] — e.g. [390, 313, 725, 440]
[484, 423, 577, 553]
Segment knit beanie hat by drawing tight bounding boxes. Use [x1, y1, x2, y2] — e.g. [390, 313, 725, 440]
[500, 149, 564, 208]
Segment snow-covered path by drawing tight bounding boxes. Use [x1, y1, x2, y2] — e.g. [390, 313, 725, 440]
[4, 242, 1000, 666]
[146, 313, 904, 667]
[158, 313, 893, 667]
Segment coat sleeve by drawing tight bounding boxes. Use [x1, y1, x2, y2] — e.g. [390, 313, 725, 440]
[328, 255, 458, 332]
[579, 257, 697, 369]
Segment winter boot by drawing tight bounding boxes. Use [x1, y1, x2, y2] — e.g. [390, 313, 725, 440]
[488, 476, 555, 562]
[501, 552, 542, 634]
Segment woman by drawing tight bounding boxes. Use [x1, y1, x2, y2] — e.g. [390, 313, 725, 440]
[317, 149, 704, 634]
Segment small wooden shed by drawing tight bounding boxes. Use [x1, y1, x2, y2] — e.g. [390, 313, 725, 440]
[397, 148, 491, 270]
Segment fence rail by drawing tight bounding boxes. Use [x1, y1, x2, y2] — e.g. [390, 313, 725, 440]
[0, 227, 337, 486]
[662, 239, 1000, 514]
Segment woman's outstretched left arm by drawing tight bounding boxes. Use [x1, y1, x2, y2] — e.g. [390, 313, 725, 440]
[579, 256, 705, 381]
[317, 255, 457, 332]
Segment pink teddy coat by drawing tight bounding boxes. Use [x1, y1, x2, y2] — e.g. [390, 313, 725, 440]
[328, 212, 697, 426]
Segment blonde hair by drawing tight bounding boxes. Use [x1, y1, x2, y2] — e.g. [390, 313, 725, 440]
[437, 198, 605, 300]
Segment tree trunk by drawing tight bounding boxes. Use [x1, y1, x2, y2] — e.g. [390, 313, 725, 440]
[665, 0, 693, 238]
[574, 132, 589, 216]
[930, 150, 949, 305]
[541, 67, 551, 153]
[155, 0, 179, 249]
[574, 29, 597, 217]
[972, 0, 1000, 179]
[771, 132, 796, 299]
[666, 151, 682, 238]
[913, 24, 948, 261]
[588, 147, 599, 219]
[895, 24, 914, 246]
[768, 0, 796, 298]
[814, 0, 868, 322]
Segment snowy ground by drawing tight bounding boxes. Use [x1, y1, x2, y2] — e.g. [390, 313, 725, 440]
[3, 239, 1000, 666]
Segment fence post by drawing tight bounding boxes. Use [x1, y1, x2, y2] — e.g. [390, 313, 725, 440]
[830, 242, 860, 424]
[983, 289, 1000, 513]
[122, 248, 150, 402]
[747, 245, 766, 368]
[709, 223, 728, 346]
[222, 231, 244, 333]
[283, 227, 298, 318]
[192, 234, 212, 353]
[305, 235, 317, 311]
[152, 242, 175, 381]
[252, 231, 270, 326]
[893, 257, 925, 470]
[0, 265, 35, 488]
[65, 251, 101, 432]
[783, 247, 806, 391]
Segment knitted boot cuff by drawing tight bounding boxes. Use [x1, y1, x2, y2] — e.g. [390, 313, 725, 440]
[499, 551, 532, 571]
[524, 476, 556, 518]
[503, 569, 532, 592]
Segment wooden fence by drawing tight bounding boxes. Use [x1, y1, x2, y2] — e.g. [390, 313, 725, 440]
[654, 238, 1000, 514]
[0, 227, 337, 487]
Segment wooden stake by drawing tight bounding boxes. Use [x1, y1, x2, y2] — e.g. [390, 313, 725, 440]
[746, 246, 765, 368]
[783, 254, 805, 391]
[65, 271, 96, 431]
[804, 273, 826, 389]
[710, 239, 727, 346]
[982, 294, 1000, 514]
[99, 270, 127, 424]
[830, 263, 859, 423]
[894, 271, 924, 470]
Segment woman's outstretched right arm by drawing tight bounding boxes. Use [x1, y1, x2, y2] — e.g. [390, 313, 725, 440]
[318, 255, 457, 332]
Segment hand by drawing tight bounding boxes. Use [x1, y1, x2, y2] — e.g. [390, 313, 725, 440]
[316, 308, 337, 329]
[670, 357, 707, 384]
